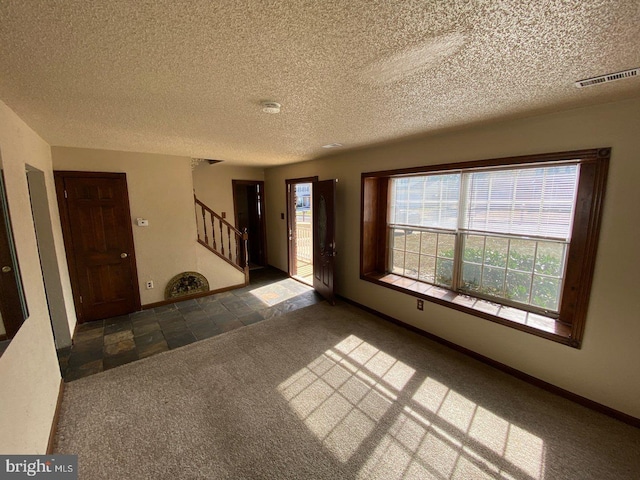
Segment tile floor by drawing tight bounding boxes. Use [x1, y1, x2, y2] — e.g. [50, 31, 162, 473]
[59, 267, 323, 382]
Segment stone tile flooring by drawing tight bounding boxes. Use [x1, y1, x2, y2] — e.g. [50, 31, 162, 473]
[60, 268, 323, 382]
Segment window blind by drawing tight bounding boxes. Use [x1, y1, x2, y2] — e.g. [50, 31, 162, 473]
[390, 174, 460, 230]
[461, 165, 579, 240]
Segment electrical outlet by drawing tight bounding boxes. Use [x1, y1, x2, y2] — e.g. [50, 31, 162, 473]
[417, 299, 424, 311]
[146, 281, 154, 289]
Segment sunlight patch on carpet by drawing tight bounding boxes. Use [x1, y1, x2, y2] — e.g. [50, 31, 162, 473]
[278, 335, 413, 462]
[278, 334, 546, 479]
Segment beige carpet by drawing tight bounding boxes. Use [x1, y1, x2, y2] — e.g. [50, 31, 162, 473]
[54, 301, 640, 479]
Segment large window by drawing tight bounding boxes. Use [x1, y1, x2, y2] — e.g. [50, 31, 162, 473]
[361, 149, 610, 347]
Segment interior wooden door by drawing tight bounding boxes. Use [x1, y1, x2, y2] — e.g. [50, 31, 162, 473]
[232, 180, 267, 267]
[313, 179, 336, 305]
[55, 172, 140, 322]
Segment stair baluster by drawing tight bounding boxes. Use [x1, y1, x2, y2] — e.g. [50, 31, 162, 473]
[201, 205, 209, 245]
[194, 195, 248, 283]
[211, 213, 217, 251]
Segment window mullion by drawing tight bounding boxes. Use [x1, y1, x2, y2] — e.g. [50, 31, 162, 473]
[417, 231, 423, 280]
[503, 237, 512, 298]
[453, 172, 468, 290]
[528, 241, 540, 305]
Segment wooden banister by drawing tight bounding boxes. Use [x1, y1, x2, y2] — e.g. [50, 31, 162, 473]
[194, 195, 249, 282]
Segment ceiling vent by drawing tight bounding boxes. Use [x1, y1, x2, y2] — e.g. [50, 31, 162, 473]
[575, 68, 639, 88]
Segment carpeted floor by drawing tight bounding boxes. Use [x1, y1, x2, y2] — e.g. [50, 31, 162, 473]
[54, 301, 640, 479]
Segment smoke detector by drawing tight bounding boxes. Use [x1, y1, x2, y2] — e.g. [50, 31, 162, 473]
[322, 143, 343, 149]
[261, 101, 281, 114]
[575, 67, 639, 88]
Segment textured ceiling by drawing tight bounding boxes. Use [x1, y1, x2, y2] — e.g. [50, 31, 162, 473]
[0, 1, 639, 166]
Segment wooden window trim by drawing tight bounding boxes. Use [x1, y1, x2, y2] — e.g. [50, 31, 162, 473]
[360, 148, 610, 348]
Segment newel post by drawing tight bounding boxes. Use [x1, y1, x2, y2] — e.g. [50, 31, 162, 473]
[242, 228, 250, 284]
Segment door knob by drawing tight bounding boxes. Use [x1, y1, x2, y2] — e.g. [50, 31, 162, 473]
[1, 265, 11, 273]
[120, 253, 128, 258]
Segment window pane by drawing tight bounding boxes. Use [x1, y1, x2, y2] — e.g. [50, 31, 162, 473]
[404, 252, 419, 278]
[419, 255, 436, 283]
[420, 232, 437, 256]
[462, 164, 578, 239]
[484, 237, 508, 267]
[508, 239, 535, 271]
[437, 234, 456, 259]
[405, 231, 421, 253]
[531, 276, 560, 311]
[535, 242, 565, 277]
[463, 235, 485, 262]
[390, 174, 460, 229]
[481, 266, 505, 295]
[462, 263, 482, 292]
[506, 271, 532, 303]
[392, 229, 406, 250]
[435, 258, 453, 287]
[391, 250, 404, 275]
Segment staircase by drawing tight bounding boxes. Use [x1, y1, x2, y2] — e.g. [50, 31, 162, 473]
[194, 195, 249, 283]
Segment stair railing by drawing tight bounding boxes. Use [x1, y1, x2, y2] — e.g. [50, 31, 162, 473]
[194, 195, 249, 282]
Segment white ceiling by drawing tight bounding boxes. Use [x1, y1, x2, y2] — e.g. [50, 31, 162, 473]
[0, 1, 639, 166]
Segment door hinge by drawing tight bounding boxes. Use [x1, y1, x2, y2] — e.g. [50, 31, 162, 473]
[79, 295, 83, 304]
[64, 190, 68, 199]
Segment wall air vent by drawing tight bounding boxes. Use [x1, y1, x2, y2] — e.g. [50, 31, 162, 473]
[575, 68, 639, 88]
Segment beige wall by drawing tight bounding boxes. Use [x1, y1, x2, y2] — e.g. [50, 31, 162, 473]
[0, 100, 75, 453]
[52, 148, 245, 305]
[265, 96, 640, 418]
[192, 162, 264, 224]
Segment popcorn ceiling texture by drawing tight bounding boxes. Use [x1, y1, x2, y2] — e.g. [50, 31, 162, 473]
[0, 1, 639, 166]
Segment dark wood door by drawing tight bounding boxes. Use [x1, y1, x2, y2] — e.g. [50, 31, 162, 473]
[55, 172, 140, 322]
[233, 180, 267, 267]
[313, 179, 336, 305]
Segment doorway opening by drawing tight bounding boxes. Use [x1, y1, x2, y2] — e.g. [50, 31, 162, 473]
[232, 180, 267, 269]
[286, 177, 317, 285]
[27, 166, 73, 373]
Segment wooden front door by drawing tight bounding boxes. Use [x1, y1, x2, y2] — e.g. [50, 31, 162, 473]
[55, 172, 140, 322]
[313, 179, 336, 305]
